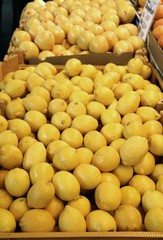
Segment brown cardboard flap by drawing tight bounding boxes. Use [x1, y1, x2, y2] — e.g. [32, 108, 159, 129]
[0, 55, 19, 80]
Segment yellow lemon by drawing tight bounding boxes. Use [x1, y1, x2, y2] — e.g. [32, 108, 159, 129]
[144, 207, 163, 232]
[80, 64, 98, 79]
[101, 122, 124, 144]
[24, 110, 47, 132]
[123, 121, 147, 139]
[67, 195, 91, 217]
[136, 106, 161, 123]
[140, 90, 160, 108]
[69, 90, 91, 106]
[30, 86, 51, 103]
[0, 208, 16, 232]
[58, 205, 86, 232]
[73, 163, 102, 190]
[127, 57, 144, 74]
[43, 79, 57, 93]
[0, 189, 13, 209]
[8, 119, 31, 140]
[110, 138, 126, 152]
[61, 128, 83, 148]
[120, 186, 141, 208]
[140, 64, 152, 79]
[76, 147, 93, 164]
[150, 164, 163, 182]
[52, 170, 80, 201]
[101, 172, 120, 187]
[156, 175, 163, 193]
[77, 76, 94, 94]
[100, 108, 121, 125]
[95, 181, 121, 211]
[121, 72, 144, 90]
[19, 209, 55, 232]
[83, 130, 107, 153]
[94, 74, 114, 89]
[0, 115, 8, 133]
[18, 136, 37, 154]
[113, 164, 134, 186]
[26, 72, 45, 92]
[4, 80, 26, 99]
[144, 120, 163, 138]
[86, 209, 117, 232]
[37, 123, 60, 146]
[45, 195, 64, 221]
[113, 82, 133, 99]
[51, 111, 72, 131]
[86, 101, 106, 119]
[34, 62, 57, 79]
[121, 112, 142, 125]
[23, 94, 48, 114]
[0, 130, 18, 147]
[94, 86, 114, 106]
[142, 189, 163, 212]
[9, 197, 30, 222]
[148, 134, 163, 156]
[66, 101, 86, 118]
[5, 98, 25, 119]
[92, 146, 120, 172]
[51, 82, 72, 101]
[133, 152, 155, 175]
[0, 92, 11, 104]
[46, 140, 69, 162]
[48, 98, 67, 116]
[64, 58, 82, 77]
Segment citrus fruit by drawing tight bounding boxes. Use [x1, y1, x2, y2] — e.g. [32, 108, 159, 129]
[0, 208, 16, 232]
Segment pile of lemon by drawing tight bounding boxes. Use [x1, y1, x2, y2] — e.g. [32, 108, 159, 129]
[0, 57, 163, 233]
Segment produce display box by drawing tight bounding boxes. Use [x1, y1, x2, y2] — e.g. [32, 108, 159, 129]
[0, 55, 163, 240]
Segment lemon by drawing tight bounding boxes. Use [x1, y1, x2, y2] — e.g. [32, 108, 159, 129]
[113, 82, 133, 99]
[66, 100, 86, 118]
[133, 152, 155, 175]
[80, 64, 98, 79]
[69, 90, 91, 106]
[127, 57, 144, 74]
[29, 162, 55, 184]
[136, 106, 161, 123]
[86, 209, 117, 232]
[37, 123, 60, 146]
[83, 130, 107, 152]
[129, 174, 155, 196]
[5, 168, 30, 197]
[123, 121, 147, 139]
[120, 186, 141, 208]
[121, 112, 142, 125]
[23, 94, 48, 114]
[150, 164, 163, 182]
[18, 136, 37, 154]
[0, 115, 8, 133]
[59, 205, 86, 232]
[0, 169, 9, 188]
[19, 209, 55, 232]
[92, 146, 120, 172]
[142, 189, 163, 213]
[144, 120, 163, 137]
[52, 170, 80, 201]
[86, 101, 106, 119]
[0, 189, 13, 209]
[95, 181, 121, 211]
[24, 110, 47, 132]
[4, 79, 26, 99]
[140, 90, 160, 108]
[61, 128, 83, 148]
[9, 197, 30, 222]
[94, 74, 114, 89]
[156, 175, 163, 193]
[27, 181, 55, 208]
[121, 73, 144, 90]
[43, 79, 57, 93]
[94, 86, 114, 106]
[51, 111, 72, 131]
[0, 92, 11, 104]
[0, 130, 18, 147]
[64, 58, 82, 77]
[101, 172, 120, 187]
[5, 98, 25, 119]
[119, 136, 148, 166]
[144, 83, 161, 92]
[8, 119, 31, 140]
[51, 82, 72, 101]
[113, 164, 134, 186]
[46, 140, 69, 162]
[104, 71, 121, 84]
[114, 204, 142, 231]
[116, 91, 140, 115]
[67, 195, 91, 217]
[100, 108, 121, 125]
[53, 146, 79, 171]
[77, 76, 94, 94]
[26, 72, 45, 92]
[48, 98, 67, 116]
[76, 147, 93, 164]
[110, 138, 126, 152]
[23, 142, 46, 171]
[144, 207, 163, 232]
[101, 122, 124, 144]
[71, 114, 98, 134]
[45, 195, 64, 221]
[30, 86, 51, 104]
[148, 134, 163, 156]
[0, 144, 23, 170]
[34, 62, 57, 79]
[73, 163, 102, 190]
[0, 208, 16, 232]
[13, 69, 30, 81]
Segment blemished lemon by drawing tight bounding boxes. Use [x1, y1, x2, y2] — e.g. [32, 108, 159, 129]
[19, 209, 55, 232]
[113, 164, 134, 186]
[69, 89, 91, 106]
[113, 82, 133, 99]
[66, 101, 86, 118]
[136, 106, 161, 123]
[144, 120, 163, 138]
[5, 168, 30, 197]
[0, 169, 9, 188]
[148, 134, 163, 156]
[52, 170, 80, 201]
[121, 112, 142, 125]
[0, 208, 16, 232]
[61, 128, 83, 148]
[24, 110, 47, 132]
[91, 146, 120, 172]
[46, 140, 69, 162]
[94, 86, 115, 106]
[23, 94, 48, 114]
[73, 163, 102, 190]
[0, 189, 13, 209]
[101, 122, 124, 144]
[116, 91, 140, 116]
[83, 130, 107, 153]
[53, 146, 79, 171]
[48, 98, 67, 116]
[0, 144, 23, 170]
[29, 162, 55, 184]
[86, 101, 106, 119]
[51, 111, 72, 131]
[156, 175, 163, 193]
[4, 79, 26, 99]
[144, 207, 163, 232]
[133, 152, 155, 175]
[27, 181, 55, 209]
[45, 195, 64, 221]
[59, 205, 86, 232]
[140, 90, 160, 108]
[142, 189, 163, 213]
[64, 58, 82, 77]
[67, 195, 91, 217]
[8, 119, 31, 140]
[150, 164, 163, 182]
[114, 204, 142, 231]
[101, 172, 120, 187]
[100, 108, 121, 125]
[94, 74, 114, 89]
[110, 138, 126, 152]
[0, 130, 18, 147]
[123, 121, 147, 139]
[76, 147, 93, 164]
[9, 197, 30, 222]
[121, 73, 145, 90]
[95, 181, 121, 211]
[0, 115, 8, 133]
[18, 136, 37, 154]
[120, 186, 141, 208]
[119, 136, 148, 166]
[37, 123, 60, 146]
[86, 210, 117, 232]
[5, 98, 25, 119]
[127, 57, 144, 74]
[22, 141, 46, 171]
[129, 174, 155, 196]
[26, 72, 45, 92]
